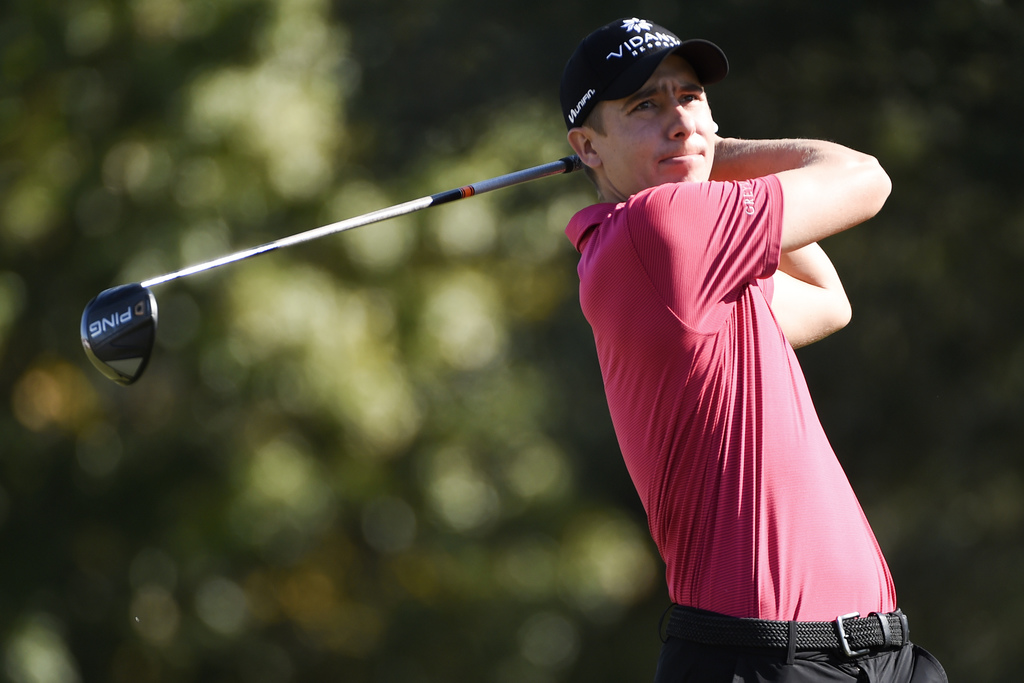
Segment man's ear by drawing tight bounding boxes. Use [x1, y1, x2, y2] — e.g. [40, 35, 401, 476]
[567, 127, 602, 170]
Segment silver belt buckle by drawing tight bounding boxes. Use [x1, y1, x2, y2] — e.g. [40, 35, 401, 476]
[835, 612, 870, 657]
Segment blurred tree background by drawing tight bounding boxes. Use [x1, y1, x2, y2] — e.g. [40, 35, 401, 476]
[1, 0, 1021, 680]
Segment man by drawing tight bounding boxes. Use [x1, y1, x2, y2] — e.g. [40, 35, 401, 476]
[559, 18, 946, 682]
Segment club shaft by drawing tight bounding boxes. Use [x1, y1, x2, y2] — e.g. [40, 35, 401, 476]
[141, 155, 582, 289]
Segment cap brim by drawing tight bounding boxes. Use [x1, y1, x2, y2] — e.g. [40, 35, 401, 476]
[675, 39, 729, 85]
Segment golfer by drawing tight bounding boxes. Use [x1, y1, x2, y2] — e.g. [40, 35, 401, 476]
[559, 18, 946, 682]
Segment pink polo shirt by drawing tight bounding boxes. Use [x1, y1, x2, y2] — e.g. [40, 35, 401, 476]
[566, 177, 895, 621]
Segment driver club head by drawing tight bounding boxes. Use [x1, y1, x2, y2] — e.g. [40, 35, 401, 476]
[81, 283, 158, 386]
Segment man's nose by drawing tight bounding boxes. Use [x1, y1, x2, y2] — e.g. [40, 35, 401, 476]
[668, 106, 697, 137]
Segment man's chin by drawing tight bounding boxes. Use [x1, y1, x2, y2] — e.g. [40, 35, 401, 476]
[659, 171, 707, 186]
[659, 159, 709, 184]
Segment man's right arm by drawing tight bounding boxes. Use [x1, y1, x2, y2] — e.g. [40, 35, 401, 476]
[710, 137, 892, 251]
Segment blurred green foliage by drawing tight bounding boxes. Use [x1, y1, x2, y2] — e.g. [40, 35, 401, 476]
[1, 0, 1022, 681]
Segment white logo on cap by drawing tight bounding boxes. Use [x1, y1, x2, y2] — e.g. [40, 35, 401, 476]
[606, 25, 681, 62]
[569, 88, 596, 124]
[621, 18, 653, 33]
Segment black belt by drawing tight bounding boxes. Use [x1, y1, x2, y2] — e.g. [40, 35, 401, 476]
[666, 606, 910, 658]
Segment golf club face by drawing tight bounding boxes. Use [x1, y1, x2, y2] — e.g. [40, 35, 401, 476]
[81, 283, 158, 385]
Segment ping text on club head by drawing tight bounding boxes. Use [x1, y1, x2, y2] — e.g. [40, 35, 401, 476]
[89, 300, 147, 339]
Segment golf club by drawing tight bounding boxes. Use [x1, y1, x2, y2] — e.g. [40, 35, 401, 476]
[81, 154, 583, 385]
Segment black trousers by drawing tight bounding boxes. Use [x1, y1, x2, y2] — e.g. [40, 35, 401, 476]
[654, 637, 947, 683]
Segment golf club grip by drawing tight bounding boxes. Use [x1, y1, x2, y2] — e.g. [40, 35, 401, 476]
[430, 154, 583, 205]
[140, 155, 582, 289]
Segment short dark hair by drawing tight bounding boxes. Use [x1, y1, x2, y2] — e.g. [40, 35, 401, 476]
[581, 105, 605, 134]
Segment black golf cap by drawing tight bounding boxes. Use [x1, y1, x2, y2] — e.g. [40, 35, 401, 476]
[560, 17, 728, 130]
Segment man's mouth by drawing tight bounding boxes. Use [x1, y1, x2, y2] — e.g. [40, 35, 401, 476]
[660, 151, 703, 165]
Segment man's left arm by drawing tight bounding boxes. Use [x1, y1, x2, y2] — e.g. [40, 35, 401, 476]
[770, 242, 852, 349]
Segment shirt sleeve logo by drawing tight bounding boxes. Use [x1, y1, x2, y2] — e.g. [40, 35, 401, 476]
[740, 180, 756, 216]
